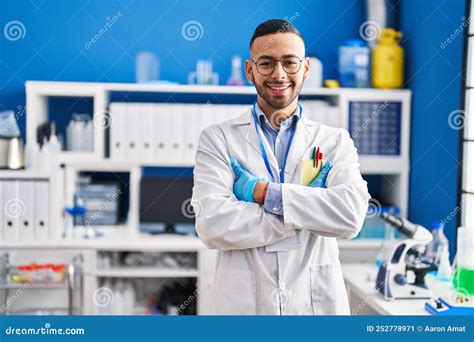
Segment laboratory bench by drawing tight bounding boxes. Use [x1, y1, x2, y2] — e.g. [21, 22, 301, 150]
[342, 263, 452, 315]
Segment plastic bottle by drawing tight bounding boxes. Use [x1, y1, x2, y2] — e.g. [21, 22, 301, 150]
[303, 56, 323, 88]
[338, 39, 370, 88]
[24, 142, 39, 169]
[436, 245, 452, 281]
[371, 28, 404, 89]
[123, 280, 136, 315]
[226, 56, 245, 86]
[425, 221, 449, 264]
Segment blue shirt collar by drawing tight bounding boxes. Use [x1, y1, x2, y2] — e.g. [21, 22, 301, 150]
[255, 102, 301, 131]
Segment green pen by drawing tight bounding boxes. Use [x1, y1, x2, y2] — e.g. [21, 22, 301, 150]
[312, 146, 318, 168]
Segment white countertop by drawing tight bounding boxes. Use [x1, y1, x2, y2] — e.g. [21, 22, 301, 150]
[342, 263, 452, 315]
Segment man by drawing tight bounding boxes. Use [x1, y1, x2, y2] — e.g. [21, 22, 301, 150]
[191, 19, 370, 315]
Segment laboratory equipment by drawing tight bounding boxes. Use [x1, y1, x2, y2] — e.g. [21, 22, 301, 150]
[139, 177, 195, 234]
[226, 56, 245, 86]
[425, 297, 474, 315]
[135, 51, 160, 83]
[454, 226, 474, 297]
[0, 137, 24, 170]
[0, 110, 24, 169]
[372, 28, 404, 89]
[375, 213, 437, 300]
[338, 39, 370, 88]
[436, 245, 452, 281]
[425, 221, 449, 264]
[188, 60, 219, 85]
[303, 56, 323, 88]
[66, 114, 93, 151]
[375, 207, 399, 267]
[38, 122, 62, 171]
[74, 182, 121, 226]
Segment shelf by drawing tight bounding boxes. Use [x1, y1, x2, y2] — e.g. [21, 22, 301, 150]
[359, 156, 408, 174]
[95, 267, 199, 278]
[0, 169, 52, 179]
[26, 81, 411, 97]
[0, 282, 69, 290]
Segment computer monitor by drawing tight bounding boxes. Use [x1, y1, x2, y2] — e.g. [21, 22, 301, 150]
[139, 177, 195, 234]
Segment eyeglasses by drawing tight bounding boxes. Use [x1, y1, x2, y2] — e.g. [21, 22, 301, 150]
[251, 56, 305, 76]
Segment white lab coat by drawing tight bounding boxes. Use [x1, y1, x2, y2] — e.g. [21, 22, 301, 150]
[191, 107, 370, 315]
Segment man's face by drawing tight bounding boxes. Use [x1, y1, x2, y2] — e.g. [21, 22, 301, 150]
[245, 32, 310, 110]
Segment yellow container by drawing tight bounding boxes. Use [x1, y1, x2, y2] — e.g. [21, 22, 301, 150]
[371, 28, 404, 89]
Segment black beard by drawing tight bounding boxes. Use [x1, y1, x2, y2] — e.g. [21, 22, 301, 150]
[255, 81, 303, 110]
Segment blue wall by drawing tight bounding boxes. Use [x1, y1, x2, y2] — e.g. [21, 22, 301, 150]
[0, 0, 467, 251]
[400, 0, 466, 254]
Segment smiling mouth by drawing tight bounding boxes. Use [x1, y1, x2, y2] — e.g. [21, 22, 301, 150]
[266, 83, 292, 91]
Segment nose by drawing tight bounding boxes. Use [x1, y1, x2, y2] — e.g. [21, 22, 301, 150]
[270, 60, 287, 80]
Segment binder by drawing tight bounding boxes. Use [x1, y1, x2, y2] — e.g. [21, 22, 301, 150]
[124, 103, 139, 161]
[141, 103, 155, 162]
[153, 103, 167, 164]
[109, 103, 125, 160]
[2, 180, 20, 241]
[34, 180, 49, 240]
[165, 104, 181, 164]
[18, 180, 35, 240]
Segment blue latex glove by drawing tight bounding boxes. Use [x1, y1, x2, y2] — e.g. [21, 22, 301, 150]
[309, 160, 333, 188]
[230, 157, 266, 203]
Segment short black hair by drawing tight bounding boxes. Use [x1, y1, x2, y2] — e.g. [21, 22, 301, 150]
[250, 19, 304, 49]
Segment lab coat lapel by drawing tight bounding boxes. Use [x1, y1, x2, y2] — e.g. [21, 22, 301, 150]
[244, 111, 280, 182]
[284, 116, 315, 183]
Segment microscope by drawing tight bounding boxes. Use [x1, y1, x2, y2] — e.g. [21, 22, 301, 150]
[375, 213, 437, 300]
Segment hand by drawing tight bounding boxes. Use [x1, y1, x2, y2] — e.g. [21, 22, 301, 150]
[230, 157, 267, 203]
[309, 160, 333, 188]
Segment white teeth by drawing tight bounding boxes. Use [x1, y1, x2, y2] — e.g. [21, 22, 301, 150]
[268, 84, 291, 90]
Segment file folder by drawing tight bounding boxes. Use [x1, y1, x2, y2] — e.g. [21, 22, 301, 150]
[2, 180, 20, 241]
[19, 180, 35, 240]
[34, 180, 49, 240]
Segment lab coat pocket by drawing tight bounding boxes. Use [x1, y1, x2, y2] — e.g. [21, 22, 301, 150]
[212, 268, 256, 315]
[310, 262, 349, 315]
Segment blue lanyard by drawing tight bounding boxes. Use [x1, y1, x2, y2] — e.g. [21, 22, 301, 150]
[251, 102, 302, 183]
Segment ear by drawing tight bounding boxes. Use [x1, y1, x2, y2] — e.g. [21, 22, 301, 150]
[245, 59, 254, 84]
[303, 57, 311, 81]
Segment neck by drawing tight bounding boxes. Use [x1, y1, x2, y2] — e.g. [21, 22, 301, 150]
[257, 97, 298, 130]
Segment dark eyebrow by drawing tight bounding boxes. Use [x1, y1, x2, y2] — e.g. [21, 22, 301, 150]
[256, 54, 300, 60]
